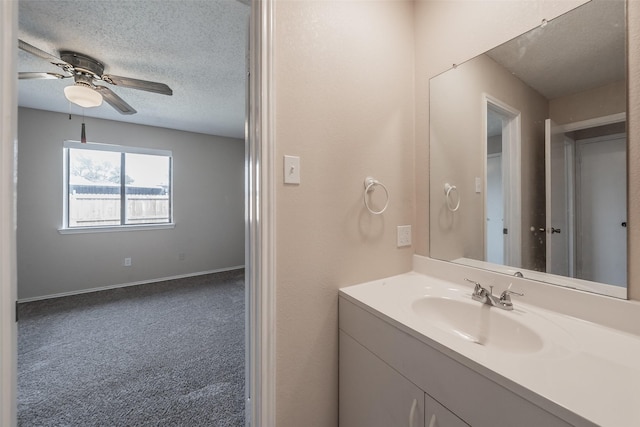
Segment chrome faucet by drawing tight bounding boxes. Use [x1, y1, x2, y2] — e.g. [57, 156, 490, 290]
[464, 279, 523, 311]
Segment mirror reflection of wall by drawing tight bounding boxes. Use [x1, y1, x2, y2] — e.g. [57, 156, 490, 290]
[430, 53, 547, 270]
[429, 0, 626, 298]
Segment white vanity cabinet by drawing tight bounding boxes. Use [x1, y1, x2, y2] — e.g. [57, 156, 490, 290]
[339, 295, 584, 427]
[340, 331, 426, 427]
[340, 329, 468, 427]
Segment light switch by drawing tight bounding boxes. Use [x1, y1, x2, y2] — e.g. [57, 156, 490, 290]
[284, 155, 300, 184]
[475, 177, 482, 193]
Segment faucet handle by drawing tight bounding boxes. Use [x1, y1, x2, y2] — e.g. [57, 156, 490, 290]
[499, 289, 524, 303]
[502, 290, 524, 297]
[464, 278, 484, 295]
[497, 289, 523, 310]
[464, 278, 480, 286]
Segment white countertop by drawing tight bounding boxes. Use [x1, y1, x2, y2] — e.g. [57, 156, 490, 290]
[340, 271, 640, 427]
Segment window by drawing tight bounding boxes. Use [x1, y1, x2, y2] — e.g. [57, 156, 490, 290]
[63, 141, 172, 229]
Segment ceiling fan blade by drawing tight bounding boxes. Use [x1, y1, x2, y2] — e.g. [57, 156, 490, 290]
[102, 74, 173, 96]
[18, 39, 68, 67]
[19, 72, 70, 80]
[93, 86, 137, 115]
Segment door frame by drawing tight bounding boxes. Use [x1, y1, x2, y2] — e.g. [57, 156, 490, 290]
[482, 94, 521, 267]
[246, 0, 276, 424]
[1, 1, 18, 425]
[554, 113, 626, 134]
[545, 118, 575, 276]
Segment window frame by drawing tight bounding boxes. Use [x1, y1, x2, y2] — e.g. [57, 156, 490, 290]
[60, 140, 174, 233]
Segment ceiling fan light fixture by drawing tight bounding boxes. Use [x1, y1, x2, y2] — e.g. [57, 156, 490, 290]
[64, 84, 103, 108]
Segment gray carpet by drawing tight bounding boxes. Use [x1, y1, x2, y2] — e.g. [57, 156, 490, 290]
[17, 269, 245, 427]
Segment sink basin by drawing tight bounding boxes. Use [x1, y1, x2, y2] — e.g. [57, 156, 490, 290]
[411, 297, 544, 354]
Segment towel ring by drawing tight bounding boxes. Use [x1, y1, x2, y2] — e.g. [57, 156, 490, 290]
[363, 177, 389, 215]
[444, 183, 460, 212]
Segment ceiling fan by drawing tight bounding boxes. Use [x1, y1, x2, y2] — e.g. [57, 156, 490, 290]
[18, 39, 173, 115]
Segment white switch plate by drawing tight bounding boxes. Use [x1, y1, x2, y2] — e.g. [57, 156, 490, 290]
[124, 257, 132, 267]
[475, 177, 481, 193]
[284, 155, 301, 184]
[397, 225, 412, 247]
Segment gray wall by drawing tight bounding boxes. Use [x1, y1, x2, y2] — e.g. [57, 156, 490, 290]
[17, 107, 244, 300]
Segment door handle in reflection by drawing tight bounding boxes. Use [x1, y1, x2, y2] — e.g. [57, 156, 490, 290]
[550, 227, 561, 234]
[622, 222, 627, 228]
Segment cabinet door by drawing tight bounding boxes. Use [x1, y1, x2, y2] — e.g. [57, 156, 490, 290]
[425, 393, 469, 427]
[340, 331, 425, 427]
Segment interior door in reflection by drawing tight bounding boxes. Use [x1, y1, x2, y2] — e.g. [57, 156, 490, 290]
[576, 134, 627, 286]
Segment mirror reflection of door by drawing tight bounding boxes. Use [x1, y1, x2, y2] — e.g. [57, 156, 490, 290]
[486, 109, 505, 264]
[485, 100, 521, 267]
[576, 133, 627, 286]
[545, 115, 626, 287]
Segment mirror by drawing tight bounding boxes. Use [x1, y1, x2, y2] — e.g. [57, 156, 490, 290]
[429, 0, 627, 298]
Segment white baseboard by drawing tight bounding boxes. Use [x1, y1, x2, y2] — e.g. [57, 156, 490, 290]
[18, 265, 245, 303]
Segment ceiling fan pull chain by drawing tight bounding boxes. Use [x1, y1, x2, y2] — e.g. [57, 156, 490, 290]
[81, 110, 87, 144]
[81, 122, 87, 144]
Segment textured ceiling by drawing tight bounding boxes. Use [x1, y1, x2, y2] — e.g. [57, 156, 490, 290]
[487, 0, 625, 101]
[18, 0, 249, 139]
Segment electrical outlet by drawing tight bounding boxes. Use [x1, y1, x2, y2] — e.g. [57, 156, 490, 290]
[397, 225, 412, 247]
[124, 257, 132, 267]
[178, 253, 186, 261]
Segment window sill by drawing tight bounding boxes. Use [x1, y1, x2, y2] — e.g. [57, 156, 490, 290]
[58, 223, 175, 234]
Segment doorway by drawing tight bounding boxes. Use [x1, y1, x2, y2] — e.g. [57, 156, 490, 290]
[1, 0, 276, 425]
[575, 133, 627, 286]
[484, 95, 521, 268]
[545, 114, 627, 287]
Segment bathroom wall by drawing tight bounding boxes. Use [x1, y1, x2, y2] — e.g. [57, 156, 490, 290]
[429, 53, 548, 270]
[17, 108, 244, 300]
[273, 0, 415, 425]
